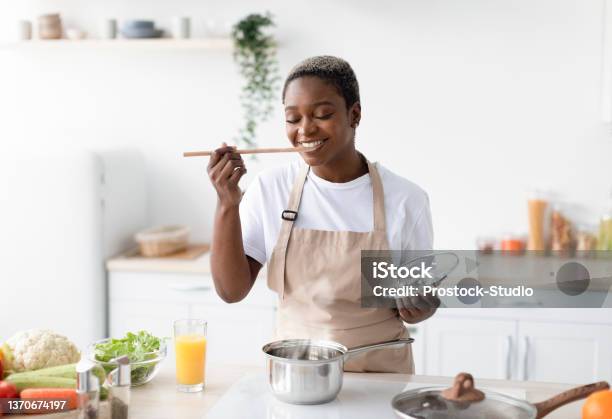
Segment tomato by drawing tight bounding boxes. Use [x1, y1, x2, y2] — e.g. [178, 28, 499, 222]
[0, 381, 17, 398]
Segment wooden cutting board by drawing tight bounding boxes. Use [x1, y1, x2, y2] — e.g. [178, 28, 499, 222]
[125, 243, 210, 260]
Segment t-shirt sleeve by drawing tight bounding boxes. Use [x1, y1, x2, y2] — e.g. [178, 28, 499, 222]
[239, 176, 267, 265]
[402, 194, 434, 251]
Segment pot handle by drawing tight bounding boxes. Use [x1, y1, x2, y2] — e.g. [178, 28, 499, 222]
[344, 338, 414, 361]
[534, 381, 609, 418]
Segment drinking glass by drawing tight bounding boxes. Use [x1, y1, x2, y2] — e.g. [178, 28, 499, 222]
[174, 319, 207, 392]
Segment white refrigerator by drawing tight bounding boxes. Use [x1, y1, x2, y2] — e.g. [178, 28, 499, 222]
[0, 149, 147, 349]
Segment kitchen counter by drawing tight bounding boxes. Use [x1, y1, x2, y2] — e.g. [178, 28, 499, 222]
[106, 247, 270, 278]
[125, 363, 585, 419]
[106, 246, 213, 275]
[25, 358, 588, 418]
[145, 365, 589, 418]
[39, 362, 584, 418]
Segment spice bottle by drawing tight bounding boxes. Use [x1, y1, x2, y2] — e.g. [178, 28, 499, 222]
[597, 190, 612, 251]
[577, 233, 597, 253]
[527, 191, 548, 251]
[76, 360, 100, 419]
[550, 205, 574, 255]
[109, 355, 131, 419]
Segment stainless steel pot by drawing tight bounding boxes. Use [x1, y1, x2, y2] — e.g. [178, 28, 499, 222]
[262, 337, 414, 405]
[391, 372, 610, 419]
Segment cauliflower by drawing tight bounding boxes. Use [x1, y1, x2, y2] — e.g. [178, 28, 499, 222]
[1, 329, 80, 373]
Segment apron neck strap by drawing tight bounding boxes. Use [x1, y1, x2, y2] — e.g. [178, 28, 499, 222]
[285, 163, 310, 214]
[274, 163, 309, 299]
[367, 160, 387, 233]
[284, 159, 386, 232]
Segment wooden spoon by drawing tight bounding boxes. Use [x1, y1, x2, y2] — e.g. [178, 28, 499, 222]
[183, 146, 307, 157]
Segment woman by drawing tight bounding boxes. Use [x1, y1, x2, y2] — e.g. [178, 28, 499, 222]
[207, 56, 438, 373]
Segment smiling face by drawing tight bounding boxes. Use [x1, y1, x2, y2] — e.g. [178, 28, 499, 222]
[283, 76, 361, 167]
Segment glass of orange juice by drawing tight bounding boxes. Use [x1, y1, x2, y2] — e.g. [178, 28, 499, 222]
[174, 319, 207, 392]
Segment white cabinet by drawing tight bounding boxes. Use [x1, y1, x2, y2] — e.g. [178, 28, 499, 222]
[422, 311, 612, 384]
[405, 324, 425, 375]
[425, 317, 516, 380]
[110, 300, 188, 339]
[108, 260, 612, 382]
[190, 304, 276, 367]
[108, 270, 277, 366]
[518, 321, 612, 384]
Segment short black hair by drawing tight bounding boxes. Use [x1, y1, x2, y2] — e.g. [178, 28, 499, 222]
[282, 56, 360, 109]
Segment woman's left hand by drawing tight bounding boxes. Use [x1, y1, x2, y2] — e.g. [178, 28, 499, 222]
[396, 295, 440, 324]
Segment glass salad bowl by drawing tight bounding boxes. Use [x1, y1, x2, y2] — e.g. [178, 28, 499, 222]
[87, 335, 168, 387]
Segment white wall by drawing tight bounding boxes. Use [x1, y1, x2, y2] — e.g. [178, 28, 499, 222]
[1, 0, 611, 249]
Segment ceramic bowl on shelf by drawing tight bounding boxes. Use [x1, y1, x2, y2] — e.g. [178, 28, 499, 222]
[38, 13, 63, 40]
[38, 13, 61, 24]
[122, 20, 155, 29]
[120, 28, 163, 39]
[120, 20, 163, 39]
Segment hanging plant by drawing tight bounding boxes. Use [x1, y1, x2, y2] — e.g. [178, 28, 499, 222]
[231, 12, 280, 148]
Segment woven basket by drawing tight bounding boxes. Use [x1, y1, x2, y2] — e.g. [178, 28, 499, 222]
[135, 225, 189, 257]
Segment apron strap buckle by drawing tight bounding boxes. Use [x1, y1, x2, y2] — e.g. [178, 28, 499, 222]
[281, 210, 298, 221]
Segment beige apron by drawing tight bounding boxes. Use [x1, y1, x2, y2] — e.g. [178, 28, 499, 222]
[267, 160, 414, 373]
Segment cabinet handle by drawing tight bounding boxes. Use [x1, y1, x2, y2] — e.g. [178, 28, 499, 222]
[505, 335, 512, 380]
[168, 283, 212, 292]
[523, 336, 530, 381]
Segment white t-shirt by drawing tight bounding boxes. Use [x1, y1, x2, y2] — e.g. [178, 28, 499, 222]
[240, 160, 433, 265]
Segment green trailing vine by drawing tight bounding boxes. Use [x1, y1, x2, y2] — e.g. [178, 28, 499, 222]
[232, 12, 280, 148]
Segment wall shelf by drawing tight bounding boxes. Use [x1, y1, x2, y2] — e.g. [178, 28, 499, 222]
[0, 38, 233, 51]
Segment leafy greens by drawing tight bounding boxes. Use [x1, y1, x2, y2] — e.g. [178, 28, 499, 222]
[94, 330, 163, 384]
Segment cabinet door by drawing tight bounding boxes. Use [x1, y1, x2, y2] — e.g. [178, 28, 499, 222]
[405, 324, 425, 375]
[425, 317, 516, 379]
[190, 304, 276, 367]
[109, 300, 188, 338]
[518, 321, 612, 384]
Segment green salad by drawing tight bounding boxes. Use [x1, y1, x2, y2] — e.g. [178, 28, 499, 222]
[94, 330, 164, 383]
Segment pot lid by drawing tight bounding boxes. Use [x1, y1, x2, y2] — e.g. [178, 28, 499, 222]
[393, 373, 610, 419]
[392, 388, 535, 419]
[393, 373, 535, 419]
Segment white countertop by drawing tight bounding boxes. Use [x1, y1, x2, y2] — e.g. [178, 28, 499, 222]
[106, 250, 213, 274]
[132, 362, 589, 419]
[27, 356, 587, 419]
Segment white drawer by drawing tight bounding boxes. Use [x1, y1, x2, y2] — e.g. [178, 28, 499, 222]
[109, 271, 276, 308]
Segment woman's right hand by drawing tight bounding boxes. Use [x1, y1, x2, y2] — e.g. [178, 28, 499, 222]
[207, 143, 247, 208]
